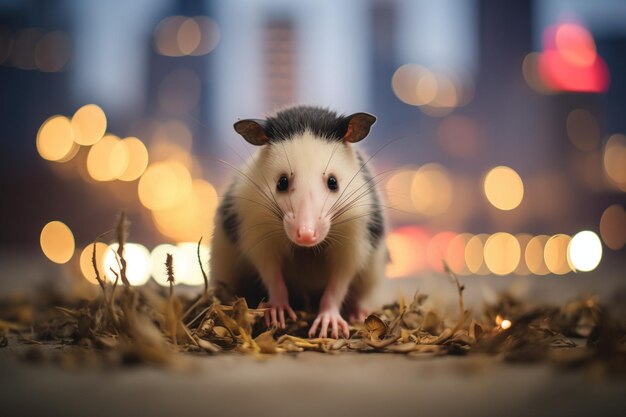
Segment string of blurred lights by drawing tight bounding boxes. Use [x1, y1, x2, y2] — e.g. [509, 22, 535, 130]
[40, 220, 610, 286]
[0, 25, 71, 72]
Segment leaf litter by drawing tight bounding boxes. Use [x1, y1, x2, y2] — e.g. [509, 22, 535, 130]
[1, 213, 625, 373]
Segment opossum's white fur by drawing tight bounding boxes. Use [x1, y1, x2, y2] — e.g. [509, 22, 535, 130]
[210, 130, 386, 313]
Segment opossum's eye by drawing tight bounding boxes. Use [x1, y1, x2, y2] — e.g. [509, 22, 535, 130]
[277, 175, 289, 192]
[327, 175, 338, 191]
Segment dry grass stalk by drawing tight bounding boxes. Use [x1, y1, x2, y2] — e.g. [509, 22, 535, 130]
[115, 211, 130, 287]
[197, 237, 209, 294]
[166, 253, 174, 298]
[443, 260, 465, 319]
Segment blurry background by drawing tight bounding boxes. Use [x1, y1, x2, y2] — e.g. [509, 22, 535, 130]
[0, 0, 625, 292]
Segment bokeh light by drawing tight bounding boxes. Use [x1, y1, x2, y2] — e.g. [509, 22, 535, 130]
[34, 31, 71, 72]
[603, 134, 626, 191]
[483, 166, 524, 211]
[415, 69, 438, 105]
[426, 231, 456, 271]
[566, 109, 600, 152]
[411, 163, 453, 216]
[385, 169, 418, 214]
[104, 243, 151, 286]
[483, 232, 521, 276]
[568, 231, 602, 272]
[600, 204, 626, 250]
[79, 242, 108, 285]
[555, 23, 597, 67]
[386, 227, 428, 278]
[71, 104, 107, 146]
[525, 235, 550, 275]
[514, 233, 533, 275]
[544, 234, 572, 275]
[177, 242, 210, 285]
[177, 18, 201, 55]
[538, 23, 609, 93]
[465, 234, 489, 275]
[391, 64, 423, 106]
[522, 52, 554, 94]
[36, 115, 75, 162]
[86, 134, 128, 181]
[446, 233, 471, 275]
[10, 28, 40, 70]
[191, 16, 221, 56]
[151, 179, 218, 242]
[116, 137, 149, 181]
[138, 160, 193, 210]
[154, 16, 220, 57]
[40, 221, 75, 264]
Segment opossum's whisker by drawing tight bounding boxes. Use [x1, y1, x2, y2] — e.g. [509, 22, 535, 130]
[328, 168, 400, 220]
[278, 142, 296, 216]
[331, 210, 385, 228]
[328, 135, 405, 214]
[319, 141, 344, 218]
[227, 196, 283, 220]
[330, 175, 387, 222]
[236, 220, 283, 237]
[329, 167, 401, 218]
[214, 158, 284, 216]
[243, 230, 285, 259]
[323, 234, 346, 249]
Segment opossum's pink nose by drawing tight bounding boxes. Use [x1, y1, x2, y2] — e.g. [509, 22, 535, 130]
[296, 226, 317, 245]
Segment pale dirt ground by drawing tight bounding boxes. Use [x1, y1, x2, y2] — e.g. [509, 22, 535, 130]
[1, 251, 626, 417]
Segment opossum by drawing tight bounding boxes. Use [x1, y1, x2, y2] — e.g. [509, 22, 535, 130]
[210, 105, 386, 338]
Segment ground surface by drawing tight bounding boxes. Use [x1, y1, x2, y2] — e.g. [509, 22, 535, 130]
[1, 251, 626, 417]
[1, 342, 625, 417]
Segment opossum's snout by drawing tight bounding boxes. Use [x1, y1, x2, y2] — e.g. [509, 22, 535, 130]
[283, 196, 330, 247]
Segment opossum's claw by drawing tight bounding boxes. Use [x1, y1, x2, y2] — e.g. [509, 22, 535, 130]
[259, 301, 296, 329]
[309, 309, 350, 339]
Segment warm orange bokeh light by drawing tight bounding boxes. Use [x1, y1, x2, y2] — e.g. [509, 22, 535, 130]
[86, 134, 128, 181]
[483, 166, 524, 211]
[600, 204, 626, 250]
[116, 137, 149, 181]
[138, 160, 192, 210]
[40, 221, 75, 264]
[36, 115, 75, 162]
[71, 104, 107, 146]
[484, 232, 521, 276]
[544, 234, 572, 275]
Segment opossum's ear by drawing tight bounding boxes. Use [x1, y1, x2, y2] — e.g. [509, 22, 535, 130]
[234, 119, 269, 146]
[343, 113, 376, 143]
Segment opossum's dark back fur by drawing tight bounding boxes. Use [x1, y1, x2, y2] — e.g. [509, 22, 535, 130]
[264, 106, 350, 142]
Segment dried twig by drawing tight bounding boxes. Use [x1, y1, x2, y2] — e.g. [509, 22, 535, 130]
[197, 237, 209, 294]
[115, 211, 130, 287]
[443, 260, 465, 319]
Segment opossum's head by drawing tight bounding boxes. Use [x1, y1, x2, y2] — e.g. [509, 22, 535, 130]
[234, 106, 376, 247]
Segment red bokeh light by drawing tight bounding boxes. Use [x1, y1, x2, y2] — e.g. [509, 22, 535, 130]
[538, 23, 609, 93]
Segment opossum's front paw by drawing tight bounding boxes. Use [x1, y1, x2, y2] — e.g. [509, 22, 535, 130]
[258, 301, 297, 329]
[309, 309, 350, 339]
